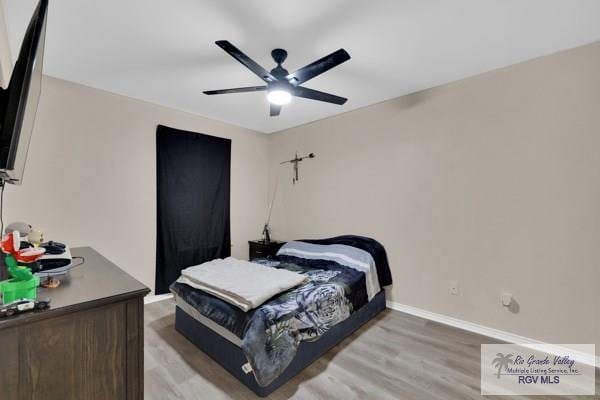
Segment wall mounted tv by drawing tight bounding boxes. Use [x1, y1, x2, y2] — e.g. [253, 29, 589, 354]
[0, 0, 48, 185]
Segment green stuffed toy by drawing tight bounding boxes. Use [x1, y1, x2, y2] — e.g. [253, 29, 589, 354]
[0, 231, 45, 304]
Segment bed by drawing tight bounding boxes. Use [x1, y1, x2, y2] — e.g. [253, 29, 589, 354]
[170, 235, 392, 397]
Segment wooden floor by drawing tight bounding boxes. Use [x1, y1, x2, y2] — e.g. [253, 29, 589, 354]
[144, 299, 599, 400]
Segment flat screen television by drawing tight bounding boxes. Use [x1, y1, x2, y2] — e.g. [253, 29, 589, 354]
[0, 0, 48, 185]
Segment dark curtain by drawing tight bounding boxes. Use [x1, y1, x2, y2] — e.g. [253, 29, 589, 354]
[155, 124, 231, 294]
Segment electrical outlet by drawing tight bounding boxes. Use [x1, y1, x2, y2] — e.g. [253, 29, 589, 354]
[448, 280, 459, 295]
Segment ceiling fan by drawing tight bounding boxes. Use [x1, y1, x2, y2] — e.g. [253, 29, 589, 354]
[204, 40, 351, 117]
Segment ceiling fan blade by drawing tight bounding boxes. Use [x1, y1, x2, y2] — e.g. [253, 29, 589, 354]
[215, 40, 277, 83]
[203, 86, 267, 95]
[286, 49, 350, 85]
[270, 104, 282, 117]
[293, 86, 347, 105]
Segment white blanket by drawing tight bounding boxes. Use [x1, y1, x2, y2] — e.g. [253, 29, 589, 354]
[176, 257, 307, 312]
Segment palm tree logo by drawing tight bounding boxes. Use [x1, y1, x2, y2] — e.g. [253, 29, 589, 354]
[492, 353, 514, 379]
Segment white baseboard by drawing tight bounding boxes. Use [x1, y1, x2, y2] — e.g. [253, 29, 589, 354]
[386, 301, 599, 368]
[144, 293, 173, 304]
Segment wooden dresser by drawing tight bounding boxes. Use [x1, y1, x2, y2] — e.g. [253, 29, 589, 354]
[0, 247, 150, 400]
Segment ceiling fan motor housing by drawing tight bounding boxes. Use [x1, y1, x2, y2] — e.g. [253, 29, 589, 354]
[271, 48, 288, 65]
[269, 49, 290, 82]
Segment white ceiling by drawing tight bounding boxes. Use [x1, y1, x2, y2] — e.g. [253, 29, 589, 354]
[4, 0, 600, 133]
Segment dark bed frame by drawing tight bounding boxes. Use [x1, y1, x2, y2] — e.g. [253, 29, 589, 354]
[175, 290, 386, 397]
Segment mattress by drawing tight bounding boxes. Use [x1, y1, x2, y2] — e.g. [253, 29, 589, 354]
[171, 258, 369, 387]
[175, 290, 387, 397]
[174, 293, 242, 347]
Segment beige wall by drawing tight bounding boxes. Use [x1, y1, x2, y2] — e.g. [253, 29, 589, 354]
[268, 42, 600, 348]
[0, 2, 11, 86]
[3, 77, 269, 291]
[1, 7, 597, 350]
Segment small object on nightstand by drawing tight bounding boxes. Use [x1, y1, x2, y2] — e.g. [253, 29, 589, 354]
[248, 240, 286, 260]
[261, 224, 271, 244]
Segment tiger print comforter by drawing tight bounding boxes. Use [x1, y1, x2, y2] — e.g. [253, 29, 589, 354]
[171, 254, 372, 387]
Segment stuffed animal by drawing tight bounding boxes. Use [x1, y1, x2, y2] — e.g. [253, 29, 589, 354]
[0, 231, 45, 304]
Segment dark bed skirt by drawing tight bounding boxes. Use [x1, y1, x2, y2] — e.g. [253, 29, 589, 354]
[175, 290, 387, 397]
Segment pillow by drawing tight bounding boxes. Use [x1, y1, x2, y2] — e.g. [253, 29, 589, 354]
[277, 241, 380, 300]
[300, 235, 393, 287]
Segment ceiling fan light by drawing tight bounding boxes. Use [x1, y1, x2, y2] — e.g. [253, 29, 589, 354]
[267, 90, 292, 105]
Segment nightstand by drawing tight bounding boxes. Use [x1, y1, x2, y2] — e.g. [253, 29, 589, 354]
[248, 240, 286, 260]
